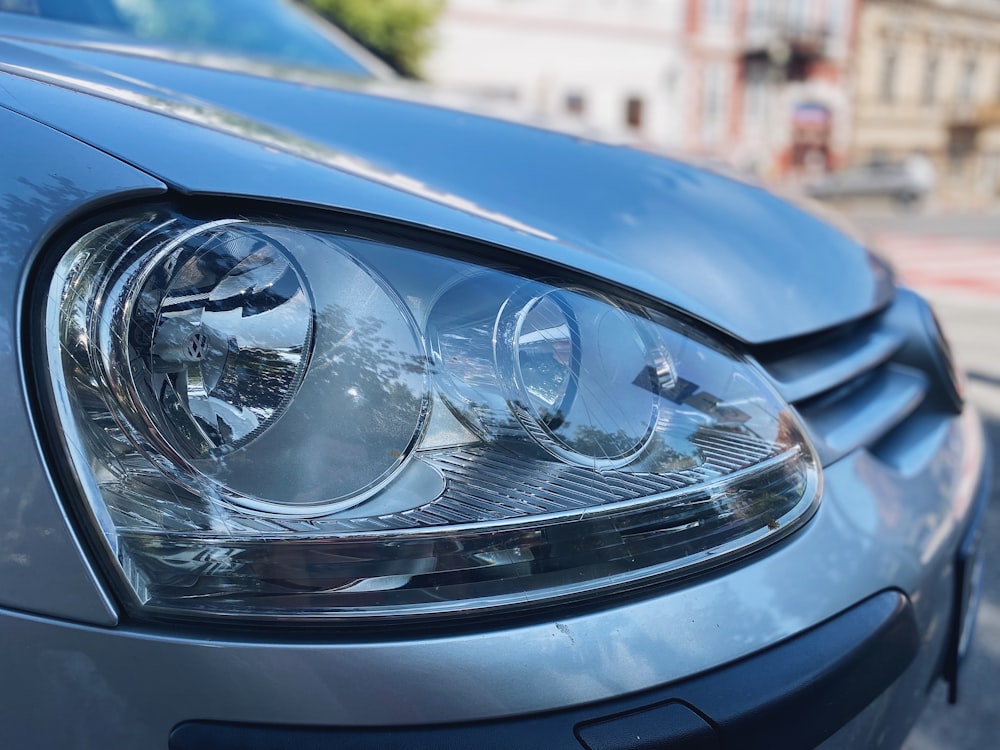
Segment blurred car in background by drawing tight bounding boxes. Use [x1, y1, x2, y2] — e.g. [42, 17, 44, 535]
[806, 157, 936, 210]
[0, 3, 990, 749]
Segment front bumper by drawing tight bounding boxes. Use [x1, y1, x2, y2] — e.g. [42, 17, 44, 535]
[169, 590, 918, 750]
[170, 442, 990, 750]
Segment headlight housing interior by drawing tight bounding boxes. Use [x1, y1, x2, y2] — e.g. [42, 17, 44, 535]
[42, 209, 820, 622]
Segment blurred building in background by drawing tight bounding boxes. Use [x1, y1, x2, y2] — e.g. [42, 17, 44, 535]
[427, 0, 858, 181]
[428, 0, 1000, 209]
[425, 1, 689, 148]
[737, 0, 857, 180]
[852, 0, 1000, 209]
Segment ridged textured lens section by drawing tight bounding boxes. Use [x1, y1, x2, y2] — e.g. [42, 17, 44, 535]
[344, 427, 776, 529]
[44, 213, 821, 623]
[115, 447, 811, 612]
[99, 426, 776, 532]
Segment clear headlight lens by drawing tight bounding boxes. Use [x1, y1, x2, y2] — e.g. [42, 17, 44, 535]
[43, 210, 820, 622]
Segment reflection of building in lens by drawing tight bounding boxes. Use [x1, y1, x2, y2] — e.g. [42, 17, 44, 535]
[514, 294, 577, 423]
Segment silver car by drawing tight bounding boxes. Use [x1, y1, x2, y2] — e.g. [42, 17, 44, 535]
[0, 3, 990, 749]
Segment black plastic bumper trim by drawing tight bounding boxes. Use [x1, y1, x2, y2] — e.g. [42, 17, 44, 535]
[170, 590, 918, 750]
[576, 700, 721, 750]
[945, 454, 992, 702]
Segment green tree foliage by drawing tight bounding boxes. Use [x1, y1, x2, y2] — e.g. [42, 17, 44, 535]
[299, 0, 443, 78]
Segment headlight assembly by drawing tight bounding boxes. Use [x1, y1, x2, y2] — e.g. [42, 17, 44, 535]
[42, 209, 820, 622]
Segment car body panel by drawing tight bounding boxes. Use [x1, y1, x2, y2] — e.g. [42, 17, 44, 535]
[0, 30, 893, 345]
[0, 105, 166, 626]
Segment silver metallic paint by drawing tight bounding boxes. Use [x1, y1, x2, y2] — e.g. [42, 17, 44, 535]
[0, 31, 894, 344]
[0, 106, 165, 626]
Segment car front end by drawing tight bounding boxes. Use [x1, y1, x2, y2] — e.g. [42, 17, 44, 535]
[0, 14, 990, 749]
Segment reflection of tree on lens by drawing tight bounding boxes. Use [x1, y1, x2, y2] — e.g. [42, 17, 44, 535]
[288, 303, 425, 507]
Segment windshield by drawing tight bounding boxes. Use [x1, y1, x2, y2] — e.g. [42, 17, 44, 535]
[0, 0, 381, 77]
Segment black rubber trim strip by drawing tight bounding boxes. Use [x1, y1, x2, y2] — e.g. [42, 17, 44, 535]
[944, 454, 992, 702]
[170, 590, 918, 750]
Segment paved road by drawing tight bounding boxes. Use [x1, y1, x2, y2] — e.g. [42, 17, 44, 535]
[904, 294, 1000, 750]
[853, 215, 1000, 749]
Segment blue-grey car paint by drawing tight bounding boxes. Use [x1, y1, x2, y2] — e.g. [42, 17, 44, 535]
[0, 16, 987, 749]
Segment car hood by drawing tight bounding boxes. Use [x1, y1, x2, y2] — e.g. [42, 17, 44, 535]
[0, 28, 892, 344]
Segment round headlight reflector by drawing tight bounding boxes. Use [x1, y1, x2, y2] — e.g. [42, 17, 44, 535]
[129, 224, 315, 459]
[68, 219, 430, 516]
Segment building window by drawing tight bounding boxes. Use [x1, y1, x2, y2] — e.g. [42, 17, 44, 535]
[949, 126, 976, 177]
[922, 55, 939, 105]
[702, 63, 726, 142]
[827, 0, 846, 41]
[565, 92, 586, 116]
[960, 58, 978, 107]
[788, 0, 808, 31]
[880, 50, 897, 104]
[662, 66, 678, 94]
[743, 60, 768, 131]
[625, 96, 644, 129]
[702, 0, 730, 26]
[747, 0, 767, 23]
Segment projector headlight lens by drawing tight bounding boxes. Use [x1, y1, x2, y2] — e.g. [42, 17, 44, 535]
[500, 287, 668, 468]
